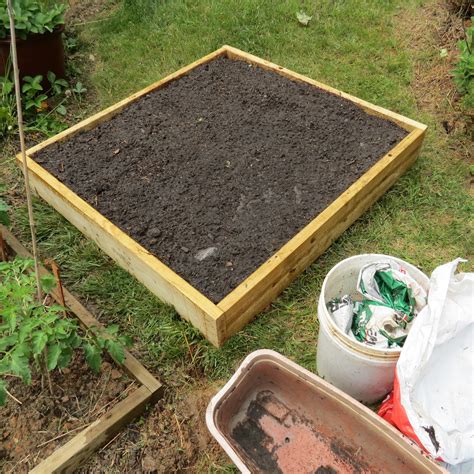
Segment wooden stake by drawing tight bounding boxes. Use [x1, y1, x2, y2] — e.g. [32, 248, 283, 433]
[6, 0, 42, 301]
[45, 259, 67, 317]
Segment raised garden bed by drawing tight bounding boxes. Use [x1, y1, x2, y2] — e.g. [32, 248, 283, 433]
[17, 46, 427, 347]
[0, 225, 162, 473]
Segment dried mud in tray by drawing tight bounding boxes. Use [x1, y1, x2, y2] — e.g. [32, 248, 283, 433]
[34, 57, 408, 302]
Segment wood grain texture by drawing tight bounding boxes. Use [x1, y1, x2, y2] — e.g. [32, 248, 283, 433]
[16, 46, 427, 347]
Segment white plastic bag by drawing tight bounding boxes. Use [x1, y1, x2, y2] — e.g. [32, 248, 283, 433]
[396, 259, 474, 465]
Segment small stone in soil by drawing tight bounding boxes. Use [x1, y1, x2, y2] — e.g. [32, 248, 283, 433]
[142, 454, 160, 472]
[181, 246, 190, 253]
[111, 369, 122, 380]
[148, 227, 161, 238]
[194, 247, 218, 261]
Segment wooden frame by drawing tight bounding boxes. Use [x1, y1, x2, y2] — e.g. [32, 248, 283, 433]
[17, 45, 427, 348]
[0, 225, 163, 474]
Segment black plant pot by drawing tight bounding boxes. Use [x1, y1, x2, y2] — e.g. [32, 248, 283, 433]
[0, 25, 66, 81]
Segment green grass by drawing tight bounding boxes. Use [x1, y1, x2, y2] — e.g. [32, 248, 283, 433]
[1, 0, 472, 436]
[86, 0, 417, 114]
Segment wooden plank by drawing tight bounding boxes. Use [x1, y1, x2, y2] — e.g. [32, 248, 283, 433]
[0, 224, 162, 392]
[24, 46, 228, 157]
[218, 129, 425, 338]
[30, 385, 154, 474]
[18, 157, 224, 347]
[223, 45, 426, 133]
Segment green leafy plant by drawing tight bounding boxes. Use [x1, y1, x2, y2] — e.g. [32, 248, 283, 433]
[453, 20, 474, 108]
[0, 257, 132, 406]
[0, 200, 9, 226]
[0, 183, 9, 227]
[0, 0, 67, 40]
[22, 74, 48, 111]
[0, 68, 16, 137]
[0, 67, 81, 138]
[0, 191, 9, 226]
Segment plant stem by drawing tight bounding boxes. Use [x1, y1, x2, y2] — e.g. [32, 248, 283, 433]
[6, 0, 42, 302]
[461, 22, 472, 55]
[42, 349, 53, 396]
[6, 388, 22, 405]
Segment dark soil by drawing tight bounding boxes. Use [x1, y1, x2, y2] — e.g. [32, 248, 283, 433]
[34, 56, 408, 302]
[0, 356, 131, 473]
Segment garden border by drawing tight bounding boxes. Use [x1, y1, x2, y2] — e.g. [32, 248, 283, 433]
[16, 45, 427, 347]
[0, 224, 163, 474]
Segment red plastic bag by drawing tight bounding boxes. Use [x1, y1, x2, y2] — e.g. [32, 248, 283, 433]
[378, 373, 427, 455]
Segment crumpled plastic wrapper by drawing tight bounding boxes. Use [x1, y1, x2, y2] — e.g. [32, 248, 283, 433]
[327, 261, 428, 349]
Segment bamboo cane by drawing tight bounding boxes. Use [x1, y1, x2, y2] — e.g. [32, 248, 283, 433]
[6, 0, 42, 301]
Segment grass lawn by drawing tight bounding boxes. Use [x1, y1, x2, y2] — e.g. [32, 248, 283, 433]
[1, 0, 472, 471]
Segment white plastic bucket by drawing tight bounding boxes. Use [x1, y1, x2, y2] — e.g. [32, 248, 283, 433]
[316, 254, 430, 404]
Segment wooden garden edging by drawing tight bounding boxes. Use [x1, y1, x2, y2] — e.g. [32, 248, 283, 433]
[16, 45, 428, 348]
[0, 224, 163, 474]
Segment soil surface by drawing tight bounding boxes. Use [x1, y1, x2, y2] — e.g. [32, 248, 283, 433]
[78, 382, 227, 473]
[0, 356, 131, 473]
[66, 0, 119, 25]
[34, 57, 408, 302]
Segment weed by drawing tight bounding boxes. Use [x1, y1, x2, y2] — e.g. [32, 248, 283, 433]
[0, 71, 16, 137]
[453, 19, 474, 108]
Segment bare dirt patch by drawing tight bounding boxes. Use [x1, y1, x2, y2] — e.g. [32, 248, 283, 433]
[79, 382, 230, 473]
[66, 0, 120, 26]
[396, 0, 473, 137]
